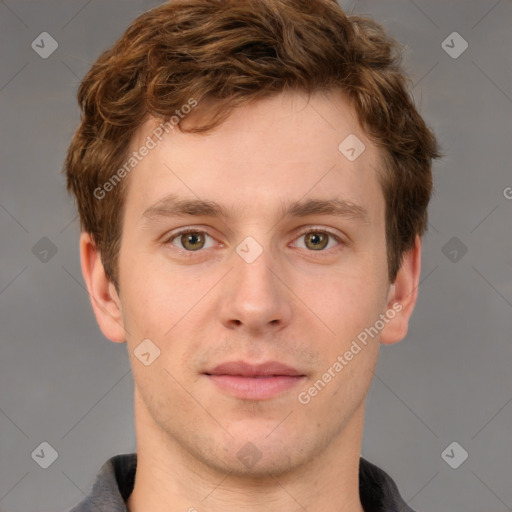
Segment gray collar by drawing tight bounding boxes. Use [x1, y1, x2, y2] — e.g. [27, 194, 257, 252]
[69, 452, 415, 512]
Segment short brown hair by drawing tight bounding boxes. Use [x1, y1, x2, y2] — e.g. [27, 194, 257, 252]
[64, 0, 440, 289]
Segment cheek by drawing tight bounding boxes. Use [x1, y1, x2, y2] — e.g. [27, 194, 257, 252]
[119, 260, 216, 372]
[315, 265, 388, 331]
[305, 274, 383, 401]
[119, 249, 182, 323]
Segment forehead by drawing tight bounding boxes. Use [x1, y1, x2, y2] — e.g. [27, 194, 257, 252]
[123, 90, 385, 226]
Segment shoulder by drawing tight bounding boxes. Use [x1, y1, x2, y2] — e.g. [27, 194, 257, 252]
[64, 453, 137, 512]
[359, 457, 417, 512]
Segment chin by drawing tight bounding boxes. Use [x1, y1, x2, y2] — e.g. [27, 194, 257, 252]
[206, 426, 317, 478]
[210, 446, 301, 479]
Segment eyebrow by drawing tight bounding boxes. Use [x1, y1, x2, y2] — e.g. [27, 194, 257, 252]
[141, 194, 369, 225]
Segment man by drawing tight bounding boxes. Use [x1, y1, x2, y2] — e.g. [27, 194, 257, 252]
[64, 0, 439, 510]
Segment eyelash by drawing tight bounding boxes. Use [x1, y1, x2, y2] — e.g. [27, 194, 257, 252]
[163, 227, 345, 256]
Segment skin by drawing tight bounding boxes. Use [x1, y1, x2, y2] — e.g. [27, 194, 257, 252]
[80, 90, 421, 512]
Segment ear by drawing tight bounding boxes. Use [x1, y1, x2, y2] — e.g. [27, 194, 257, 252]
[80, 232, 126, 343]
[380, 234, 422, 345]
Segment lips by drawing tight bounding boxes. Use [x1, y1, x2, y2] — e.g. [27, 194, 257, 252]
[204, 360, 306, 400]
[205, 360, 304, 377]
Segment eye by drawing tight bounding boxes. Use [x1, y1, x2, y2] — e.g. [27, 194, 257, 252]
[166, 229, 216, 252]
[164, 227, 344, 254]
[293, 229, 343, 252]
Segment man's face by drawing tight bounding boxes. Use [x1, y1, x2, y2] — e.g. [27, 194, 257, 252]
[110, 91, 395, 475]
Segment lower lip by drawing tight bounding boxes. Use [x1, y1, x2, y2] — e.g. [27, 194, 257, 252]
[206, 375, 305, 400]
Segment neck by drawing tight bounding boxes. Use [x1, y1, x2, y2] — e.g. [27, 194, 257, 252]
[126, 390, 365, 512]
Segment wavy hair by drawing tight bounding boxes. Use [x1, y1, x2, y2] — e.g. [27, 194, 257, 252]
[64, 0, 440, 288]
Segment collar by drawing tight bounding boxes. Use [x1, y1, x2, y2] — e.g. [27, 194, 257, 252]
[70, 452, 415, 512]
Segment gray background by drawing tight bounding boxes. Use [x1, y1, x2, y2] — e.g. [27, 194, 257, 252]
[0, 0, 511, 511]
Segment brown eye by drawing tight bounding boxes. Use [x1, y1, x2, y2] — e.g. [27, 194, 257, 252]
[304, 232, 329, 250]
[180, 232, 205, 251]
[293, 229, 343, 252]
[168, 230, 215, 252]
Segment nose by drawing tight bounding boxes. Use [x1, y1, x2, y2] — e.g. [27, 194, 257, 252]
[217, 242, 293, 334]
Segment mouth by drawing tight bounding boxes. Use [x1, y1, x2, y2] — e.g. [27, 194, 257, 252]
[203, 360, 306, 400]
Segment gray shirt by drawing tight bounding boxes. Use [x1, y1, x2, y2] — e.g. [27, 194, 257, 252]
[67, 453, 416, 512]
